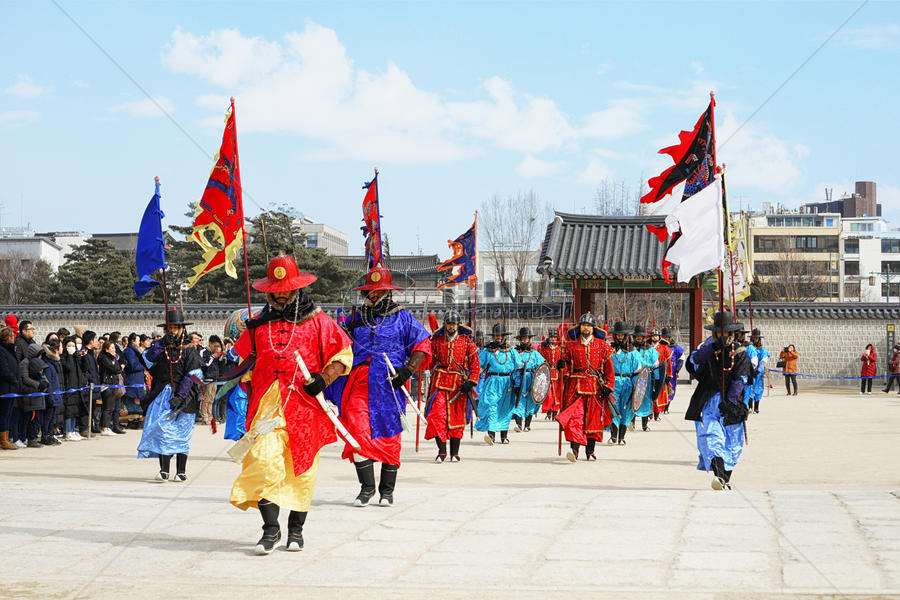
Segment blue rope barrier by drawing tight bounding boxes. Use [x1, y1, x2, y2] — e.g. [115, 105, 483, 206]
[767, 370, 891, 380]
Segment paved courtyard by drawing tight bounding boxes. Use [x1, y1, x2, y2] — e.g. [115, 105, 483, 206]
[1, 383, 899, 599]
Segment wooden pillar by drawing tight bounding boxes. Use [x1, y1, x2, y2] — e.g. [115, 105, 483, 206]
[573, 279, 582, 318]
[689, 283, 704, 350]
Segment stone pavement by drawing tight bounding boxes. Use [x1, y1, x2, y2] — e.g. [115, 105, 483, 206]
[1, 384, 899, 599]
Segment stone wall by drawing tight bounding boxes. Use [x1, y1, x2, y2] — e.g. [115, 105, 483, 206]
[736, 303, 900, 388]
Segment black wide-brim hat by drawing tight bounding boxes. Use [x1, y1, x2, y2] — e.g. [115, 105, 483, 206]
[704, 311, 744, 333]
[491, 323, 510, 336]
[611, 321, 633, 336]
[158, 308, 192, 327]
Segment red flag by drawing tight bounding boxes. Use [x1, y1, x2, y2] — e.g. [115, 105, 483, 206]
[361, 170, 383, 269]
[187, 98, 244, 288]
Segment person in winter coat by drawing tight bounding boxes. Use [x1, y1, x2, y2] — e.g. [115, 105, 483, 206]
[0, 326, 22, 450]
[778, 345, 799, 396]
[79, 331, 101, 433]
[61, 336, 88, 439]
[14, 320, 36, 361]
[20, 344, 52, 447]
[883, 344, 900, 394]
[40, 339, 65, 443]
[123, 333, 147, 415]
[860, 344, 878, 395]
[98, 341, 126, 436]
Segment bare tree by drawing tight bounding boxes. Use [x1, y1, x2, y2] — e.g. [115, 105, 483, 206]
[593, 177, 645, 216]
[751, 241, 831, 301]
[481, 191, 550, 302]
[0, 251, 45, 304]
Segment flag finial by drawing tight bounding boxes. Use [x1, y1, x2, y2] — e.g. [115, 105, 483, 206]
[154, 176, 160, 184]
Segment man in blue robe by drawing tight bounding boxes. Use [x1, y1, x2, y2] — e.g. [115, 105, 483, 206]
[511, 327, 545, 433]
[685, 311, 754, 490]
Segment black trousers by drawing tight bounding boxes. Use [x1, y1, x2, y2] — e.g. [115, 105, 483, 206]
[861, 378, 873, 393]
[884, 374, 900, 392]
[784, 374, 797, 395]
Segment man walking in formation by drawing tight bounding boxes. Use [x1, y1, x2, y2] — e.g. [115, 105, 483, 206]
[511, 327, 545, 433]
[229, 256, 353, 554]
[608, 321, 638, 445]
[137, 308, 204, 482]
[556, 314, 615, 462]
[539, 329, 564, 420]
[748, 329, 768, 413]
[685, 311, 753, 490]
[329, 266, 431, 507]
[649, 328, 672, 421]
[630, 324, 660, 432]
[661, 328, 684, 414]
[476, 323, 519, 445]
[424, 310, 480, 462]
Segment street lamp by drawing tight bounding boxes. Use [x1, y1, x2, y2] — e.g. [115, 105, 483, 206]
[870, 264, 894, 302]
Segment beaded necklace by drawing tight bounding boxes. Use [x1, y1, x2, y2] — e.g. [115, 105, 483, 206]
[164, 330, 186, 364]
[267, 293, 301, 356]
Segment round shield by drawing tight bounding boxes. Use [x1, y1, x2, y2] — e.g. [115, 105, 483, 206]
[632, 367, 650, 411]
[530, 362, 552, 403]
[223, 306, 262, 341]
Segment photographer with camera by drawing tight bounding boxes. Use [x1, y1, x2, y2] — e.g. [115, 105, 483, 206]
[778, 344, 799, 396]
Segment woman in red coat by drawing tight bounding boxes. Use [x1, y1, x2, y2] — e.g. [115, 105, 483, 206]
[860, 344, 877, 395]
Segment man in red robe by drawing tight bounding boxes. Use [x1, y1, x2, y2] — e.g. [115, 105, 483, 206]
[556, 313, 615, 462]
[229, 256, 353, 554]
[424, 310, 480, 462]
[539, 329, 564, 419]
[651, 328, 674, 418]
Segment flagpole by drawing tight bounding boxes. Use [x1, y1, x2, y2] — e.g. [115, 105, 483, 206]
[723, 169, 737, 314]
[155, 176, 176, 394]
[743, 211, 754, 330]
[228, 98, 254, 318]
[473, 211, 479, 335]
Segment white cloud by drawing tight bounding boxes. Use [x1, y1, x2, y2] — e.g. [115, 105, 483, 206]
[580, 101, 647, 140]
[596, 61, 612, 76]
[72, 80, 88, 88]
[716, 112, 808, 194]
[577, 152, 615, 185]
[164, 24, 647, 165]
[5, 75, 48, 99]
[837, 24, 900, 51]
[515, 154, 564, 178]
[691, 60, 704, 74]
[109, 97, 175, 117]
[0, 111, 40, 127]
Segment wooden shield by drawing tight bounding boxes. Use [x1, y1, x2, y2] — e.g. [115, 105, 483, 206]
[633, 367, 649, 411]
[530, 363, 552, 403]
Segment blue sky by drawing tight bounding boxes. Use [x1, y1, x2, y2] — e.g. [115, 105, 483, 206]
[2, 1, 898, 259]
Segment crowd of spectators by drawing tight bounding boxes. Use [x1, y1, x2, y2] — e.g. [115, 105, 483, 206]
[0, 314, 234, 451]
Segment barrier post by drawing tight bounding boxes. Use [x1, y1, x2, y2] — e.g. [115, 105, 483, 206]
[87, 383, 94, 440]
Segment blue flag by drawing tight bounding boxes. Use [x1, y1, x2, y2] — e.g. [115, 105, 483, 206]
[437, 215, 478, 289]
[134, 178, 167, 297]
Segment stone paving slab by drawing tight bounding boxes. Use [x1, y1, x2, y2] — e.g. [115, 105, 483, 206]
[2, 387, 900, 599]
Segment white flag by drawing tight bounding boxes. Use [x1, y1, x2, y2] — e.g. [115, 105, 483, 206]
[663, 178, 724, 283]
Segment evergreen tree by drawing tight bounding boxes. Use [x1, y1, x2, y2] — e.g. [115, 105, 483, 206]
[53, 238, 136, 304]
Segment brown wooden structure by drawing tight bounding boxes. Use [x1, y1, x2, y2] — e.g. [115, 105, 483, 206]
[537, 213, 708, 350]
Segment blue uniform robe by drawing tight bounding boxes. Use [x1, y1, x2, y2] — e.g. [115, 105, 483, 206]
[633, 347, 660, 418]
[511, 347, 546, 419]
[611, 348, 640, 428]
[476, 348, 520, 432]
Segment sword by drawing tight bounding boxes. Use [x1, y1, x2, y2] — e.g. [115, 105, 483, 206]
[293, 351, 361, 450]
[383, 353, 430, 428]
[588, 366, 620, 420]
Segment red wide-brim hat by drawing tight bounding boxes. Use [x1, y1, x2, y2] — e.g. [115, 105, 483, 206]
[355, 265, 402, 291]
[253, 256, 317, 293]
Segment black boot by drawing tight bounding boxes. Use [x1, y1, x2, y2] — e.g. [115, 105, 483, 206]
[484, 430, 496, 445]
[157, 455, 172, 481]
[449, 437, 461, 462]
[566, 441, 579, 463]
[724, 470, 733, 484]
[353, 459, 376, 507]
[753, 400, 760, 414]
[255, 499, 281, 555]
[435, 439, 447, 463]
[524, 415, 532, 432]
[378, 463, 398, 506]
[710, 457, 729, 490]
[642, 416, 650, 431]
[500, 430, 509, 444]
[286, 510, 306, 551]
[585, 438, 597, 460]
[173, 453, 187, 482]
[513, 415, 523, 432]
[608, 425, 618, 445]
[618, 423, 627, 445]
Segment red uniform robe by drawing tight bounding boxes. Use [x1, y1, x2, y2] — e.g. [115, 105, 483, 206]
[234, 309, 352, 476]
[538, 342, 564, 412]
[555, 336, 615, 445]
[424, 330, 480, 441]
[654, 343, 674, 413]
